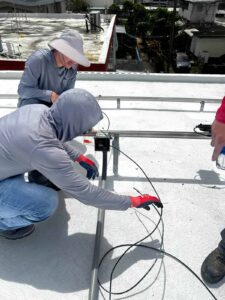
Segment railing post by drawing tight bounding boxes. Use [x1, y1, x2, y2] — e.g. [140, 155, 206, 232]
[200, 100, 205, 112]
[117, 97, 120, 109]
[112, 134, 119, 176]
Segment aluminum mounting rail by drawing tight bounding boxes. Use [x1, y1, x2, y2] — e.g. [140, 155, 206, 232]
[86, 130, 211, 176]
[89, 151, 108, 300]
[87, 130, 211, 139]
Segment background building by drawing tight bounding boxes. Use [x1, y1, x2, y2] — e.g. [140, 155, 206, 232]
[179, 0, 219, 24]
[177, 0, 225, 73]
[0, 12, 117, 71]
[0, 0, 66, 13]
[141, 0, 180, 7]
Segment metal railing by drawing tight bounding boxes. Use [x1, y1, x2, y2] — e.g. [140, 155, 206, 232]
[96, 95, 221, 111]
[86, 130, 211, 176]
[0, 94, 222, 112]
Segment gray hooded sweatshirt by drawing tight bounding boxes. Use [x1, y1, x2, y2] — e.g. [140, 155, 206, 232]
[0, 88, 130, 210]
[17, 49, 77, 106]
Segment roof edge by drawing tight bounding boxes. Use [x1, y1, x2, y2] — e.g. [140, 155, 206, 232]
[1, 71, 225, 84]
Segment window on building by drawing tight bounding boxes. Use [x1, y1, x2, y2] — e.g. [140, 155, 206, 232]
[197, 3, 203, 12]
[180, 1, 189, 10]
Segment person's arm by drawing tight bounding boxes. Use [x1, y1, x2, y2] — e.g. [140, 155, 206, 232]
[211, 96, 225, 161]
[18, 54, 52, 103]
[62, 142, 99, 179]
[31, 146, 130, 210]
[62, 142, 81, 161]
[31, 146, 162, 210]
[51, 91, 59, 103]
[66, 72, 77, 90]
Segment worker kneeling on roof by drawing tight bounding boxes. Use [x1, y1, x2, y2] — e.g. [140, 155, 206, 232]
[0, 88, 162, 240]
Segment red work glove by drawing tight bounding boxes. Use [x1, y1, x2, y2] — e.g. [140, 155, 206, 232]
[76, 154, 99, 180]
[130, 194, 163, 210]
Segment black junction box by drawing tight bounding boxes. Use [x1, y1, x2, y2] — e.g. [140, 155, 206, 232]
[94, 133, 110, 151]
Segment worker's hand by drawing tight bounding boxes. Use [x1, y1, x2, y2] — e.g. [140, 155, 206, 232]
[51, 91, 59, 103]
[211, 119, 225, 161]
[76, 154, 99, 179]
[130, 194, 163, 210]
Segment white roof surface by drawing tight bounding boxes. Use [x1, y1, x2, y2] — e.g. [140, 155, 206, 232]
[0, 13, 113, 62]
[0, 71, 225, 300]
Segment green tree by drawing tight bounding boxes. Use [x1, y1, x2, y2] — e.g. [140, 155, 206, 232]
[122, 0, 134, 14]
[125, 3, 149, 35]
[66, 0, 89, 12]
[149, 8, 181, 37]
[108, 3, 121, 15]
[133, 3, 148, 22]
[136, 22, 150, 39]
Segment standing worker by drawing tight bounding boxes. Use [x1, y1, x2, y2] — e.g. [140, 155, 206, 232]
[17, 29, 90, 107]
[0, 88, 163, 240]
[201, 96, 225, 284]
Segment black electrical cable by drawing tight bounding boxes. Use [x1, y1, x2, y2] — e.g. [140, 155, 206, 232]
[193, 124, 212, 137]
[110, 142, 161, 200]
[97, 128, 164, 298]
[99, 139, 218, 300]
[98, 204, 163, 297]
[109, 210, 162, 297]
[99, 243, 218, 300]
[97, 114, 218, 300]
[102, 111, 110, 131]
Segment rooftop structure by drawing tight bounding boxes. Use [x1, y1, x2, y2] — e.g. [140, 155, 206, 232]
[178, 0, 225, 68]
[0, 70, 225, 299]
[179, 0, 219, 23]
[0, 0, 66, 13]
[0, 13, 116, 71]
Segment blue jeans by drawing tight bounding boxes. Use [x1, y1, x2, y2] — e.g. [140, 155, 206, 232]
[0, 175, 59, 230]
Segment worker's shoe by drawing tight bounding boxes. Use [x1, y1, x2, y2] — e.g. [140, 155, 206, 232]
[0, 224, 35, 240]
[201, 247, 225, 284]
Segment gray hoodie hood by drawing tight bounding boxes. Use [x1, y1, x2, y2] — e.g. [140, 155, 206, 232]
[47, 88, 103, 142]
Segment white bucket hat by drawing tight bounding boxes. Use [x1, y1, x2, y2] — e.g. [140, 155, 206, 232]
[48, 29, 90, 67]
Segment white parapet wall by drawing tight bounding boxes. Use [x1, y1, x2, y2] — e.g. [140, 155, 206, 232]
[1, 70, 225, 83]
